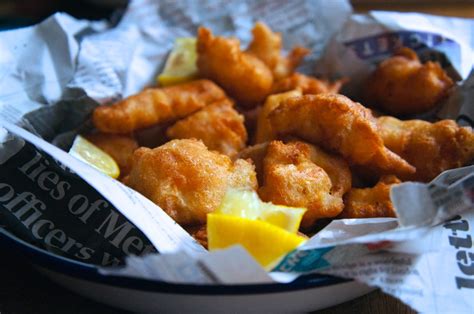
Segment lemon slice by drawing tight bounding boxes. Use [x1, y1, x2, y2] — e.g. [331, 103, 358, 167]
[69, 135, 120, 179]
[216, 189, 306, 233]
[260, 203, 306, 233]
[158, 37, 198, 86]
[207, 213, 306, 268]
[216, 189, 262, 219]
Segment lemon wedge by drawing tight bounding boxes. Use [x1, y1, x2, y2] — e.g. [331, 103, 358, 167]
[69, 135, 120, 179]
[158, 37, 198, 86]
[216, 189, 306, 233]
[216, 189, 262, 219]
[207, 213, 306, 268]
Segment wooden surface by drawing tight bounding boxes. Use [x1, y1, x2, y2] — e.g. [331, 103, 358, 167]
[352, 0, 474, 18]
[0, 2, 471, 314]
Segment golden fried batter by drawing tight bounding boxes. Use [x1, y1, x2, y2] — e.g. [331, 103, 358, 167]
[340, 175, 400, 218]
[306, 142, 352, 198]
[237, 142, 269, 183]
[166, 99, 247, 157]
[93, 79, 227, 134]
[254, 89, 302, 143]
[378, 116, 474, 182]
[197, 27, 273, 108]
[258, 141, 351, 229]
[365, 47, 453, 115]
[272, 73, 345, 95]
[246, 22, 309, 81]
[86, 133, 138, 177]
[267, 94, 416, 178]
[125, 139, 257, 226]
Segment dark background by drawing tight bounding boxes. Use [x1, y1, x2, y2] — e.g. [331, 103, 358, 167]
[0, 0, 472, 313]
[0, 0, 473, 30]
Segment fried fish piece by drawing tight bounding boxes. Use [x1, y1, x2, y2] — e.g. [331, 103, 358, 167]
[340, 175, 400, 218]
[258, 141, 351, 229]
[93, 79, 227, 134]
[125, 139, 257, 226]
[197, 27, 273, 108]
[166, 99, 247, 157]
[378, 116, 474, 182]
[246, 22, 309, 80]
[86, 133, 138, 177]
[272, 73, 345, 95]
[238, 136, 314, 183]
[267, 94, 416, 178]
[237, 142, 269, 183]
[305, 142, 352, 199]
[365, 47, 453, 115]
[254, 89, 302, 143]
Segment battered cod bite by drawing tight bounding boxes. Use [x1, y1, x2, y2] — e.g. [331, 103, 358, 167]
[93, 79, 227, 134]
[246, 22, 309, 81]
[378, 116, 474, 182]
[340, 175, 401, 218]
[197, 27, 273, 108]
[258, 141, 351, 229]
[166, 99, 247, 158]
[254, 89, 302, 144]
[365, 47, 453, 115]
[124, 139, 257, 226]
[272, 73, 345, 95]
[267, 93, 416, 179]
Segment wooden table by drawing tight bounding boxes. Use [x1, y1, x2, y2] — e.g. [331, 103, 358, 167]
[352, 0, 474, 18]
[1, 1, 472, 313]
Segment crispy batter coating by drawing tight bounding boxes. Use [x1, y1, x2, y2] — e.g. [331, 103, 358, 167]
[378, 116, 474, 182]
[255, 89, 302, 143]
[166, 99, 247, 157]
[365, 47, 453, 115]
[267, 94, 415, 178]
[340, 175, 400, 218]
[93, 79, 227, 134]
[305, 142, 352, 199]
[197, 27, 273, 108]
[258, 141, 351, 229]
[237, 142, 269, 183]
[86, 133, 138, 177]
[272, 73, 345, 95]
[246, 22, 309, 80]
[125, 139, 257, 226]
[238, 137, 318, 184]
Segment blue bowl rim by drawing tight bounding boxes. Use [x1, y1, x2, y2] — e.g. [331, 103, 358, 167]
[0, 229, 349, 295]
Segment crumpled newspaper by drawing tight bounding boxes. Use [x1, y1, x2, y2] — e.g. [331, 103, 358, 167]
[315, 11, 474, 103]
[0, 0, 474, 313]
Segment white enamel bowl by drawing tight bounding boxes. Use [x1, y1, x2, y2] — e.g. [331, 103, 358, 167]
[0, 230, 373, 313]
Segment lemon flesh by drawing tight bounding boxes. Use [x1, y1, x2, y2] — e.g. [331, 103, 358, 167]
[158, 37, 198, 86]
[207, 214, 306, 268]
[69, 135, 120, 179]
[216, 189, 306, 233]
